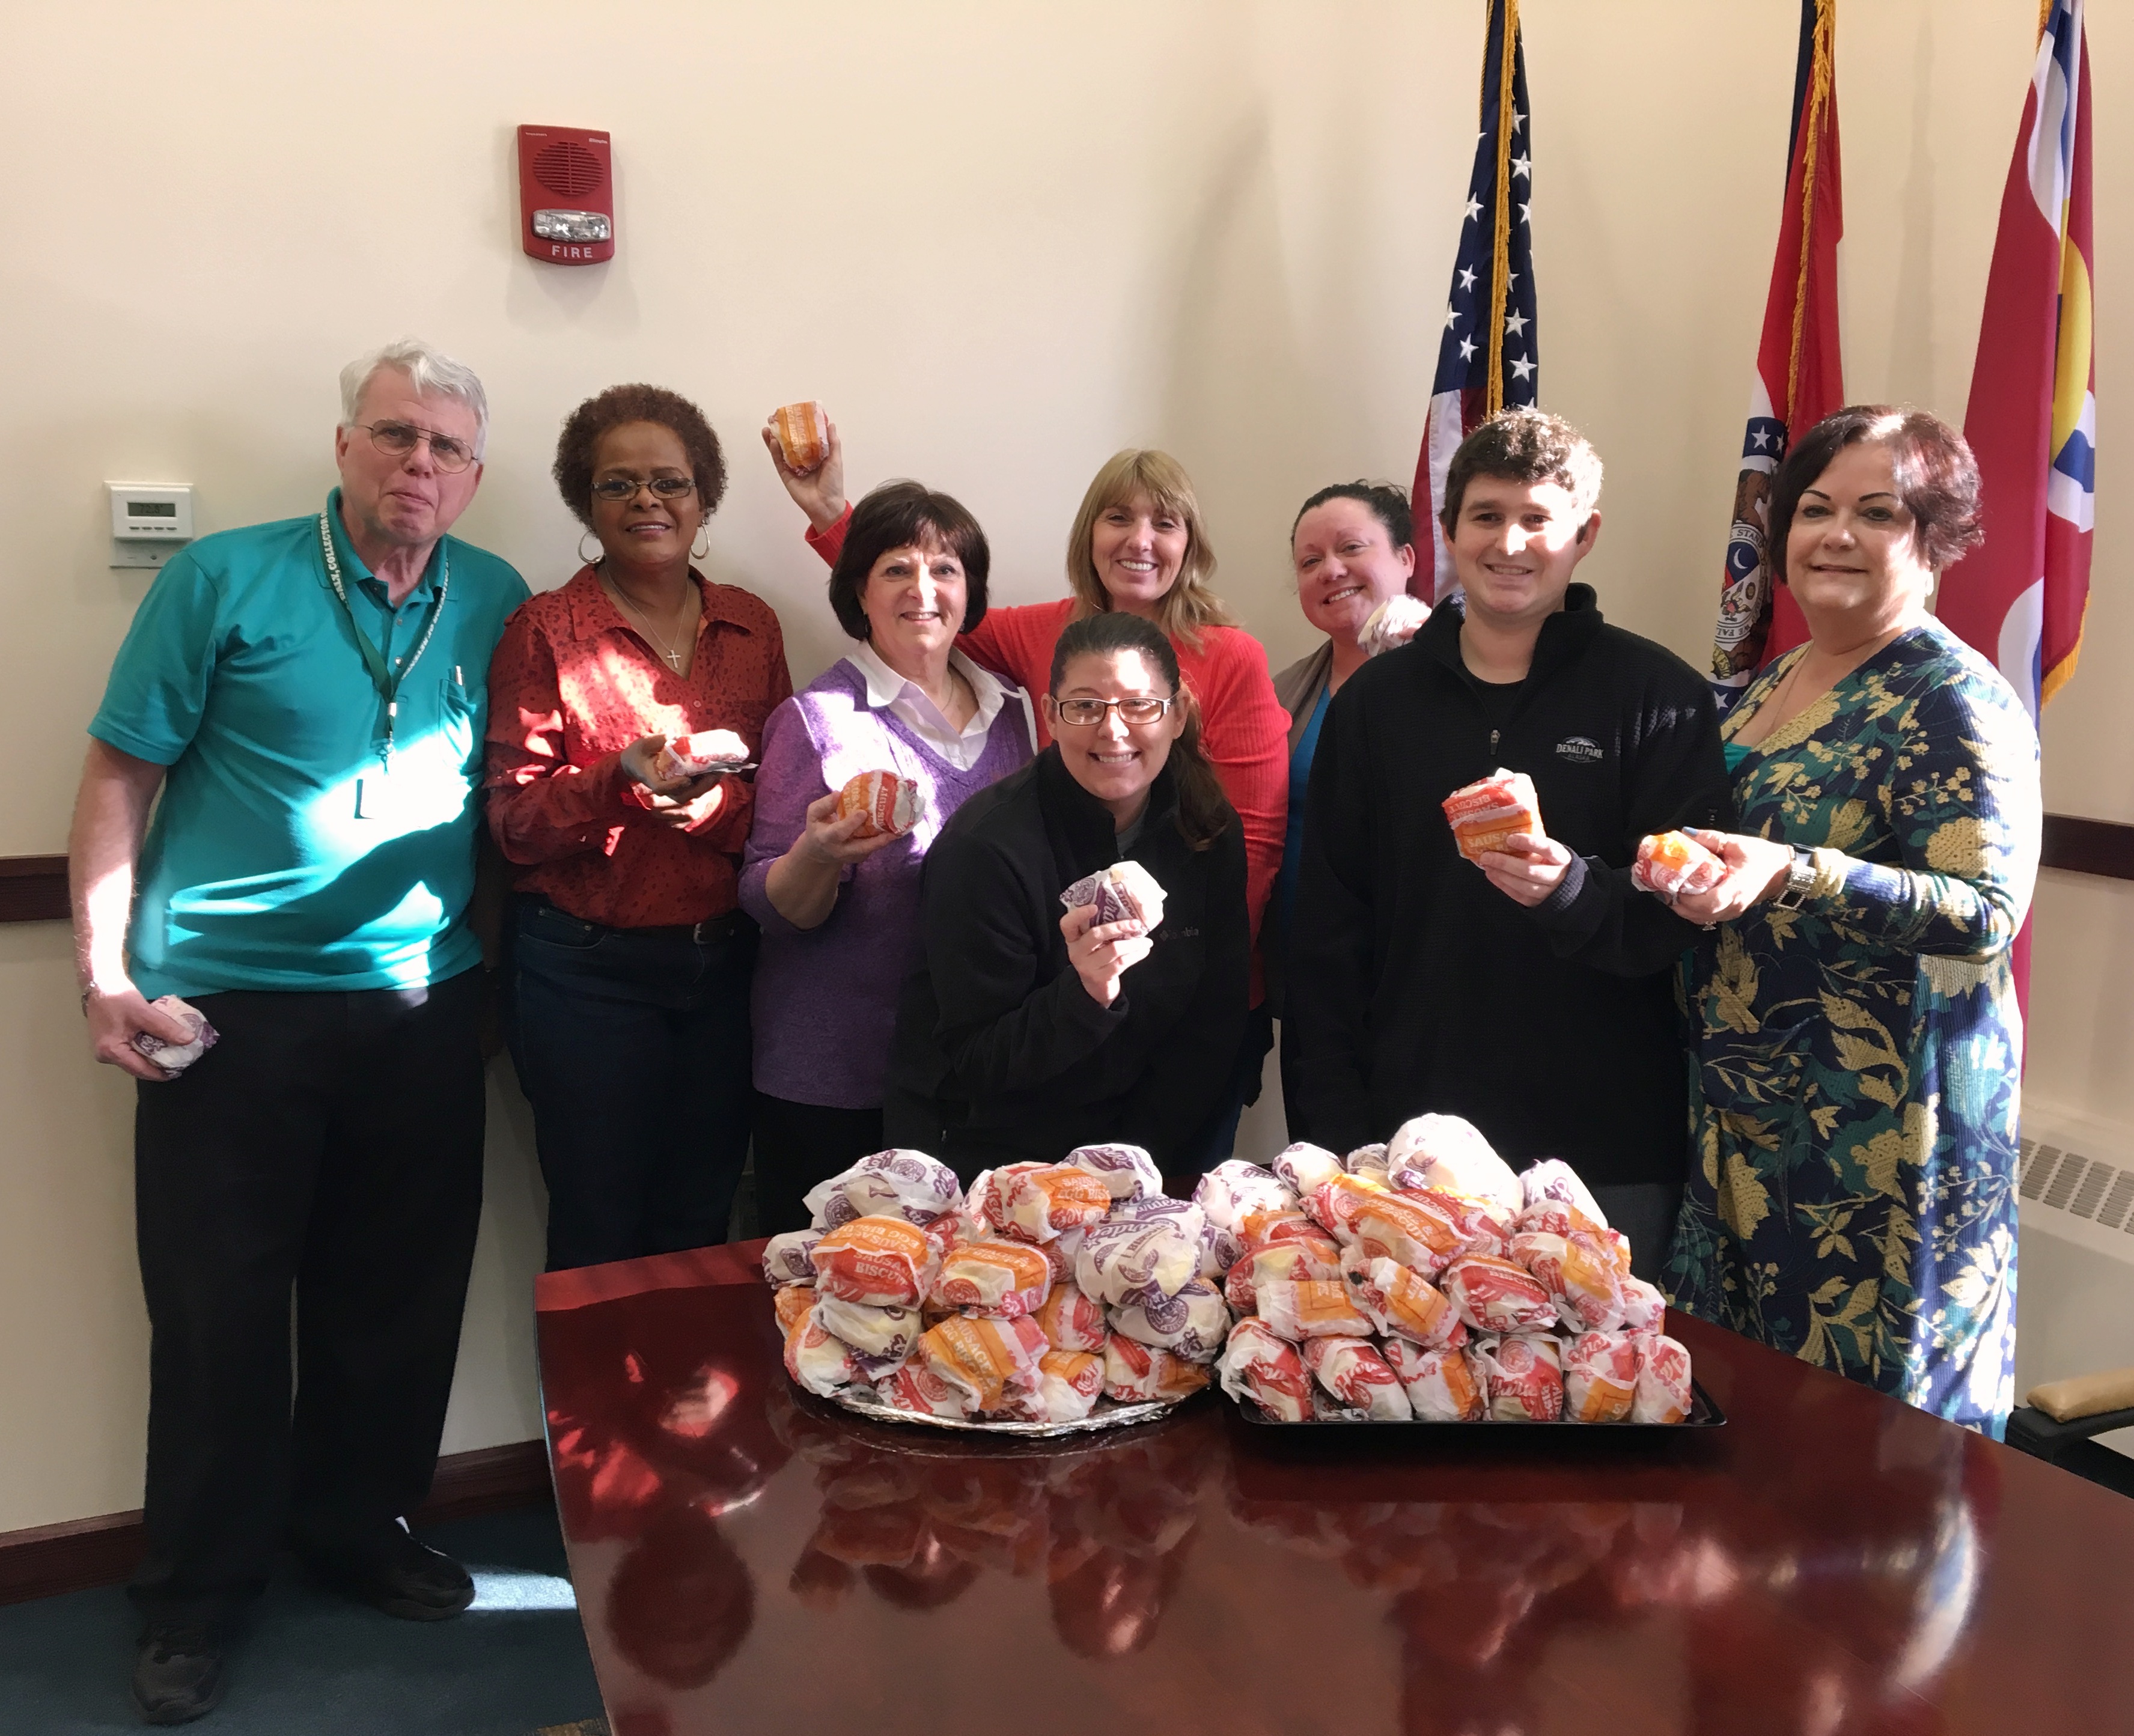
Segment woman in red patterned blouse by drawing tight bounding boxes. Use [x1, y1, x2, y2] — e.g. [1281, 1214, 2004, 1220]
[487, 385, 790, 1270]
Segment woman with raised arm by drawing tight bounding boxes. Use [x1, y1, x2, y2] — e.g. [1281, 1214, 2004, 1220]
[739, 481, 1035, 1235]
[1662, 405, 2041, 1436]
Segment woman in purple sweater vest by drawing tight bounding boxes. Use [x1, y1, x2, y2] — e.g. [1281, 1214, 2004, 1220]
[740, 482, 1036, 1232]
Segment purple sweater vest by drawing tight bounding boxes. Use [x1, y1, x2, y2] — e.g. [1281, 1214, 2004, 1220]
[739, 657, 1034, 1107]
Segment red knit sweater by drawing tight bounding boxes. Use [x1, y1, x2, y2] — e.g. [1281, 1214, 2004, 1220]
[805, 513, 1290, 958]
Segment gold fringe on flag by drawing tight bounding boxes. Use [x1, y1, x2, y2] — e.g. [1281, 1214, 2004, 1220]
[1786, 0, 1837, 420]
[1486, 0, 1520, 416]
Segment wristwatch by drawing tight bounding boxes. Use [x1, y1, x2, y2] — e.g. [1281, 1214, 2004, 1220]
[1770, 847, 1817, 911]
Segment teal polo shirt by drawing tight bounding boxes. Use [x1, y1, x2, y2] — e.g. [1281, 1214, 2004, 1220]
[90, 490, 529, 998]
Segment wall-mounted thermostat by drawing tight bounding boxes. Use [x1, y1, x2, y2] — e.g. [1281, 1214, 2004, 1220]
[108, 483, 195, 568]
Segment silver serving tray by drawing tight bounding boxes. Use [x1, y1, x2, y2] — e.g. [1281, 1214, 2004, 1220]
[820, 1380, 1188, 1439]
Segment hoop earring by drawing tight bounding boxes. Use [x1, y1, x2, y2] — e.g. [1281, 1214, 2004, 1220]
[692, 526, 712, 561]
[578, 530, 602, 567]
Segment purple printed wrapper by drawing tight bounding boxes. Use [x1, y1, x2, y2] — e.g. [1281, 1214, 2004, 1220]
[1059, 860, 1166, 932]
[1075, 1216, 1198, 1305]
[1108, 1277, 1230, 1365]
[763, 1229, 825, 1288]
[803, 1149, 963, 1232]
[132, 996, 219, 1076]
[1064, 1142, 1160, 1201]
[1190, 1160, 1296, 1232]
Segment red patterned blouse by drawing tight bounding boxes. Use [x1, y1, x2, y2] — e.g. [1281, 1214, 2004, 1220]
[484, 566, 791, 928]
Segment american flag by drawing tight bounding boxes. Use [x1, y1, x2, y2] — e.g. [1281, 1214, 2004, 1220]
[1940, 0, 2093, 723]
[1707, 0, 1843, 710]
[1413, 0, 1537, 602]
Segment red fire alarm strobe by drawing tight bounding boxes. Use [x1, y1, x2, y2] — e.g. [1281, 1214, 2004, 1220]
[517, 125, 614, 264]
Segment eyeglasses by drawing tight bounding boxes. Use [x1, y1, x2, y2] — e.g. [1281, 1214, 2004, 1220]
[354, 421, 477, 472]
[592, 475, 698, 503]
[1052, 696, 1174, 728]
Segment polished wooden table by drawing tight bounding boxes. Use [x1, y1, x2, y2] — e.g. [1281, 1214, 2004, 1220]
[534, 1241, 2134, 1736]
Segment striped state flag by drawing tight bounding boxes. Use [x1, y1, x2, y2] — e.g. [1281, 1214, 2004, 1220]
[1708, 0, 1844, 711]
[1413, 0, 1537, 601]
[1939, 0, 2094, 722]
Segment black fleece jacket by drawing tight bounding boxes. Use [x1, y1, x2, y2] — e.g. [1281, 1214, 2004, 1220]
[1288, 585, 1729, 1185]
[888, 747, 1249, 1177]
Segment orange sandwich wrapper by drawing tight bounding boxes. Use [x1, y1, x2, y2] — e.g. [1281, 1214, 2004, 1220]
[1303, 1337, 1413, 1421]
[1305, 1172, 1396, 1245]
[1101, 1333, 1210, 1404]
[874, 1363, 975, 1420]
[1033, 1278, 1110, 1353]
[917, 1314, 1047, 1413]
[1062, 1142, 1162, 1201]
[1442, 767, 1545, 864]
[772, 1285, 817, 1336]
[1564, 1330, 1644, 1424]
[1031, 1349, 1106, 1424]
[966, 1162, 1048, 1237]
[1254, 1278, 1374, 1342]
[1474, 1332, 1565, 1422]
[784, 1314, 860, 1398]
[1217, 1318, 1314, 1422]
[996, 1165, 1112, 1244]
[929, 1239, 1053, 1319]
[809, 1216, 943, 1309]
[650, 728, 752, 784]
[1632, 829, 1726, 900]
[1224, 1231, 1344, 1312]
[838, 769, 925, 840]
[772, 400, 831, 474]
[1382, 1339, 1487, 1422]
[1343, 1252, 1466, 1350]
[1442, 1254, 1558, 1335]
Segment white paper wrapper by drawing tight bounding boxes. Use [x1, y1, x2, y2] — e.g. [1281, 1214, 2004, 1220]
[1358, 593, 1431, 657]
[1618, 1275, 1668, 1334]
[1107, 1278, 1229, 1364]
[1063, 1143, 1162, 1200]
[1516, 1157, 1608, 1228]
[812, 1295, 923, 1361]
[1270, 1142, 1346, 1198]
[1059, 859, 1167, 931]
[652, 728, 752, 782]
[762, 1229, 823, 1288]
[1344, 1143, 1390, 1177]
[1192, 1160, 1297, 1232]
[1382, 1339, 1487, 1421]
[1255, 1279, 1374, 1341]
[804, 1150, 963, 1232]
[1385, 1115, 1522, 1215]
[1632, 1334, 1693, 1424]
[1029, 1350, 1105, 1423]
[784, 1315, 859, 1397]
[1303, 1338, 1413, 1420]
[1076, 1216, 1199, 1305]
[1034, 1280, 1109, 1353]
[1563, 1330, 1644, 1423]
[996, 1165, 1111, 1243]
[132, 995, 219, 1076]
[1217, 1318, 1314, 1422]
[1100, 1333, 1209, 1404]
[874, 1363, 975, 1419]
[1473, 1332, 1565, 1422]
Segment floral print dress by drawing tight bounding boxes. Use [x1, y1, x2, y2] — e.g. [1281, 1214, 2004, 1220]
[1664, 618, 2040, 1435]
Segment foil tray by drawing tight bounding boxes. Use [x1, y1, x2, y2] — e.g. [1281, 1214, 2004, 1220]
[820, 1381, 1187, 1440]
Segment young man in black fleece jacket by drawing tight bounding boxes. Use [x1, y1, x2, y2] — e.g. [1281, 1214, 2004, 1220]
[1288, 410, 1728, 1273]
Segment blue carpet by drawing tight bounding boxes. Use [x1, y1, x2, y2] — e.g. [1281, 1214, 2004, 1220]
[0, 1507, 604, 1735]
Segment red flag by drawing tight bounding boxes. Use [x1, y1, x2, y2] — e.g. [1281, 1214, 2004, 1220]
[1708, 0, 1844, 708]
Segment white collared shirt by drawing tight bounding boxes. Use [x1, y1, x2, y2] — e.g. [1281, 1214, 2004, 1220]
[843, 641, 1032, 770]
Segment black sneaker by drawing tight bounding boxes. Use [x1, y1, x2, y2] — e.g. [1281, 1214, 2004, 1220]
[295, 1522, 475, 1622]
[132, 1619, 225, 1725]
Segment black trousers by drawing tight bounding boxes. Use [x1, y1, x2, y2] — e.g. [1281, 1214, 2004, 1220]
[752, 1096, 886, 1237]
[130, 970, 486, 1620]
[507, 896, 756, 1271]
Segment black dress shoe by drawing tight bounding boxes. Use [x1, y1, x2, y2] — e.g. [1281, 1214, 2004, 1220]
[296, 1523, 475, 1622]
[132, 1619, 225, 1725]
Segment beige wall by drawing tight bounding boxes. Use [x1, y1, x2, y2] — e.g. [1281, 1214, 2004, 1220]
[1, 1, 2126, 1530]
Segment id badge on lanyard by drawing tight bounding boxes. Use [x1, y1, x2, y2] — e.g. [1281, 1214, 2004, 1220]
[318, 510, 451, 820]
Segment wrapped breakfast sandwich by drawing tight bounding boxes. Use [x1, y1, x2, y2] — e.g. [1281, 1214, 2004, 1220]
[773, 1285, 817, 1335]
[838, 769, 925, 840]
[1059, 860, 1167, 931]
[1254, 1279, 1374, 1342]
[1304, 1172, 1395, 1244]
[1516, 1157, 1608, 1226]
[996, 1165, 1112, 1243]
[1358, 593, 1430, 658]
[1618, 1275, 1668, 1334]
[784, 1313, 860, 1398]
[1303, 1338, 1413, 1421]
[1632, 829, 1726, 901]
[1034, 1280, 1109, 1354]
[131, 996, 219, 1077]
[1063, 1142, 1162, 1201]
[1192, 1160, 1297, 1232]
[1102, 1335, 1210, 1404]
[762, 1228, 824, 1288]
[1633, 1335, 1694, 1424]
[1563, 1331, 1644, 1424]
[1474, 1333, 1564, 1422]
[929, 1239, 1053, 1319]
[1441, 1255, 1558, 1335]
[1107, 1278, 1229, 1364]
[812, 1295, 924, 1362]
[651, 727, 752, 784]
[1381, 1340, 1487, 1422]
[1029, 1350, 1106, 1424]
[804, 1150, 963, 1232]
[1441, 767, 1545, 865]
[1343, 1252, 1466, 1349]
[1270, 1142, 1346, 1198]
[1076, 1216, 1200, 1305]
[1217, 1318, 1314, 1422]
[1344, 1143, 1391, 1177]
[1385, 1113, 1524, 1216]
[771, 400, 831, 473]
[1224, 1232, 1344, 1312]
[918, 1315, 1047, 1413]
[874, 1362, 974, 1419]
[809, 1216, 943, 1309]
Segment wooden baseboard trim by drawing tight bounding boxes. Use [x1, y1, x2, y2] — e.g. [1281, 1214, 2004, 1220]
[0, 855, 67, 924]
[2041, 812, 2134, 882]
[0, 1437, 552, 1607]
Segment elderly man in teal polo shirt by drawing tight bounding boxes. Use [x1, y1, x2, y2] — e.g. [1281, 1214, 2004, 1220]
[69, 338, 529, 1725]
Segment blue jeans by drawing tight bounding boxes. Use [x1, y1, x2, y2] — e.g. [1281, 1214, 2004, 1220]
[507, 896, 756, 1271]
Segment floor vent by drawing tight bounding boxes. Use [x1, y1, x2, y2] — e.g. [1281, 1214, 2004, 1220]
[2020, 1138, 2134, 1232]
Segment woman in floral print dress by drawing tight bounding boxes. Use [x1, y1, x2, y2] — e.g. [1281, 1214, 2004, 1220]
[1663, 406, 2041, 1436]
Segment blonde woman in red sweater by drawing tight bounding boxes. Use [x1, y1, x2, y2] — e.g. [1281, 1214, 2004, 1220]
[766, 418, 1288, 1165]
